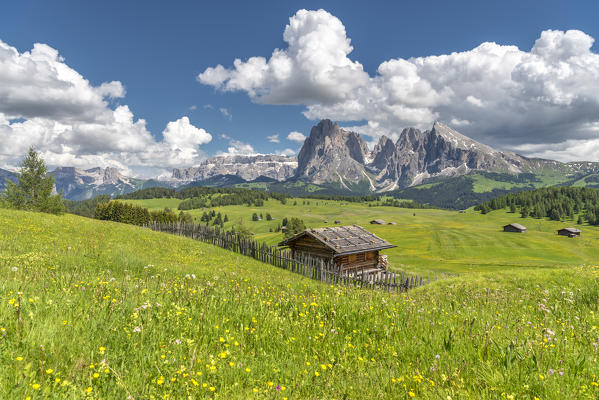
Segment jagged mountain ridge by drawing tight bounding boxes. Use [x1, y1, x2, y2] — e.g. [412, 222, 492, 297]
[4, 119, 599, 202]
[370, 122, 536, 190]
[172, 154, 297, 183]
[51, 167, 145, 201]
[294, 119, 575, 191]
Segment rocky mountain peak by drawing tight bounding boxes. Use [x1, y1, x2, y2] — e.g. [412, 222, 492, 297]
[371, 135, 396, 170]
[294, 119, 545, 190]
[49, 166, 140, 201]
[102, 167, 123, 184]
[429, 121, 495, 153]
[295, 120, 370, 185]
[310, 119, 337, 138]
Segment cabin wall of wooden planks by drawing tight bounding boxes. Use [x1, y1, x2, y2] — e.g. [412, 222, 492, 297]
[334, 250, 379, 271]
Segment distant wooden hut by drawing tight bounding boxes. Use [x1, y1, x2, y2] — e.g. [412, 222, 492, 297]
[558, 227, 581, 238]
[370, 219, 386, 225]
[503, 223, 527, 233]
[278, 225, 396, 272]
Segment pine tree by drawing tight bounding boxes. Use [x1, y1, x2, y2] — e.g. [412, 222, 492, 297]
[3, 147, 64, 214]
[284, 217, 306, 238]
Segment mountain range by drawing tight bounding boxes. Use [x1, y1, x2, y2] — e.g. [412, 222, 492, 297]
[2, 119, 599, 207]
[293, 119, 599, 190]
[171, 154, 297, 183]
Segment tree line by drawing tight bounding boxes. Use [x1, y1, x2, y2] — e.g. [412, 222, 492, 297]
[94, 201, 192, 226]
[377, 198, 436, 209]
[475, 186, 599, 225]
[65, 195, 111, 218]
[118, 185, 291, 208]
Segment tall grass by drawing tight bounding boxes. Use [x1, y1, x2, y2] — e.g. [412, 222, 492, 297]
[1, 209, 598, 398]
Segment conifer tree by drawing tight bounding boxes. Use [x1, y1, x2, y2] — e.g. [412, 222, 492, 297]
[3, 147, 64, 214]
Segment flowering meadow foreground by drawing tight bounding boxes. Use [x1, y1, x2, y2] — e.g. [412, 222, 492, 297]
[1, 209, 599, 399]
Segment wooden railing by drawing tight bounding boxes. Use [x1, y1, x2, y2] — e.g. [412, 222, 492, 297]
[144, 221, 428, 293]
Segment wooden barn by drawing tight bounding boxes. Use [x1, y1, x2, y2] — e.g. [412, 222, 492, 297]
[558, 227, 581, 237]
[278, 225, 396, 272]
[503, 223, 527, 233]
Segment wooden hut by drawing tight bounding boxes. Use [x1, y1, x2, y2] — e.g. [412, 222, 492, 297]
[370, 219, 386, 225]
[557, 227, 581, 238]
[503, 223, 527, 233]
[278, 225, 396, 272]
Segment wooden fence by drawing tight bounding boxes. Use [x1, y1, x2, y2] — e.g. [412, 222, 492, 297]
[144, 221, 428, 293]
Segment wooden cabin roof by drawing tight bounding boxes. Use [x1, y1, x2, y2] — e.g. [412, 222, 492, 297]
[278, 225, 396, 256]
[504, 223, 527, 231]
[558, 227, 582, 233]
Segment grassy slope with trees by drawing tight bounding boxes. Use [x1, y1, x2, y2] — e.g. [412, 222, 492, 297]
[124, 197, 599, 276]
[3, 151, 599, 398]
[1, 208, 598, 399]
[201, 169, 599, 209]
[475, 187, 599, 225]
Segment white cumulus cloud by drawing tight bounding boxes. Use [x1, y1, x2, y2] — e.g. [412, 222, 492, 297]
[287, 131, 306, 142]
[197, 9, 369, 105]
[0, 39, 213, 177]
[215, 139, 256, 157]
[267, 134, 280, 143]
[198, 9, 599, 161]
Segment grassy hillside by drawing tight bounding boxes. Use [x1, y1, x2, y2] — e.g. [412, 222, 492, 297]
[125, 198, 599, 276]
[189, 170, 598, 209]
[571, 173, 599, 188]
[387, 171, 579, 209]
[1, 209, 599, 399]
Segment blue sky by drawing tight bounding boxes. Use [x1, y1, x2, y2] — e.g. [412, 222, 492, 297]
[1, 0, 599, 175]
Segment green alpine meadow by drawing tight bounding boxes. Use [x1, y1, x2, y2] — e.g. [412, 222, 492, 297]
[1, 205, 599, 399]
[4, 3, 599, 399]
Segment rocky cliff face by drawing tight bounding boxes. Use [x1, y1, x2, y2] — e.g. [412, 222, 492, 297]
[172, 154, 297, 182]
[51, 166, 142, 200]
[295, 120, 370, 187]
[373, 122, 532, 189]
[294, 120, 549, 191]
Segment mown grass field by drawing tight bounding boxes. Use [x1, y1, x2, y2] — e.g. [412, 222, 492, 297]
[126, 198, 599, 276]
[1, 208, 599, 399]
